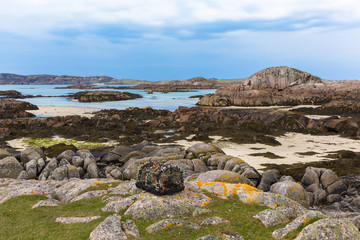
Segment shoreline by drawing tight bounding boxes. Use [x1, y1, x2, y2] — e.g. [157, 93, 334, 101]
[28, 106, 103, 117]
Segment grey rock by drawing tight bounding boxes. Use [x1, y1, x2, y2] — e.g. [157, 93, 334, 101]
[89, 215, 126, 240]
[254, 209, 289, 227]
[71, 156, 84, 167]
[165, 159, 194, 171]
[59, 159, 70, 166]
[327, 194, 342, 204]
[121, 219, 140, 238]
[57, 150, 76, 161]
[37, 158, 46, 173]
[0, 149, 11, 159]
[87, 163, 99, 178]
[76, 149, 94, 160]
[146, 219, 200, 233]
[314, 189, 327, 205]
[38, 158, 58, 180]
[0, 156, 23, 178]
[119, 151, 144, 164]
[294, 218, 360, 240]
[17, 170, 29, 180]
[71, 190, 108, 202]
[270, 181, 310, 208]
[192, 159, 209, 173]
[83, 156, 96, 171]
[50, 166, 68, 181]
[201, 217, 229, 225]
[301, 167, 320, 186]
[20, 148, 42, 164]
[196, 236, 220, 240]
[32, 199, 60, 209]
[352, 197, 360, 209]
[25, 159, 37, 179]
[272, 211, 327, 239]
[186, 143, 223, 157]
[219, 233, 244, 240]
[194, 170, 254, 185]
[306, 183, 321, 193]
[56, 216, 100, 224]
[279, 175, 295, 182]
[320, 169, 339, 188]
[257, 169, 279, 192]
[326, 180, 347, 195]
[67, 164, 80, 179]
[102, 195, 138, 213]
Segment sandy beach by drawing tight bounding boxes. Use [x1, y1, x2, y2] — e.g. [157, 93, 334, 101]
[28, 106, 103, 117]
[161, 133, 360, 171]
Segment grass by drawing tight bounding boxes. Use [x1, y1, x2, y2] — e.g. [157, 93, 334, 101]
[0, 191, 311, 240]
[23, 137, 107, 149]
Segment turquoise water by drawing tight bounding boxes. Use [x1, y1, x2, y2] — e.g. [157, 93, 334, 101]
[0, 85, 215, 112]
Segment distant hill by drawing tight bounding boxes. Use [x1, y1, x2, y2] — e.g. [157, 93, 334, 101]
[0, 73, 148, 85]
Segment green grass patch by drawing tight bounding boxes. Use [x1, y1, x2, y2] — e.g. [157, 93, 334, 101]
[23, 137, 106, 148]
[0, 192, 312, 239]
[0, 195, 112, 240]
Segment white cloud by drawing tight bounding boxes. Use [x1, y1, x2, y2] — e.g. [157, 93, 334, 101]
[0, 0, 360, 38]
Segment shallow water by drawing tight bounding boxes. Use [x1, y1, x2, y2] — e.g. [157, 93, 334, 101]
[0, 85, 216, 111]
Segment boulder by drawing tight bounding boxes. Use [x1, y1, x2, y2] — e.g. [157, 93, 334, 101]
[192, 159, 209, 173]
[186, 143, 224, 157]
[57, 150, 76, 162]
[301, 167, 320, 186]
[146, 219, 200, 233]
[25, 159, 37, 179]
[257, 169, 279, 192]
[254, 209, 289, 227]
[0, 156, 23, 178]
[270, 181, 310, 208]
[320, 169, 339, 188]
[295, 218, 360, 240]
[50, 166, 68, 181]
[89, 215, 126, 240]
[38, 158, 58, 180]
[20, 148, 42, 164]
[0, 149, 11, 159]
[194, 170, 254, 186]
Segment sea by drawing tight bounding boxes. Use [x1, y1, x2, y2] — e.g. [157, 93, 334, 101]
[0, 85, 216, 113]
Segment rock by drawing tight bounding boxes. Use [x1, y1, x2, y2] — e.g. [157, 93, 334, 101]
[89, 215, 126, 240]
[254, 209, 289, 227]
[196, 236, 220, 240]
[38, 158, 58, 180]
[192, 159, 209, 173]
[313, 189, 327, 205]
[352, 197, 360, 209]
[37, 158, 46, 173]
[56, 216, 101, 224]
[0, 149, 11, 159]
[136, 162, 184, 195]
[50, 166, 68, 181]
[272, 211, 327, 239]
[219, 233, 244, 240]
[237, 191, 307, 215]
[67, 164, 80, 179]
[20, 148, 42, 164]
[25, 159, 37, 179]
[0, 156, 23, 178]
[186, 143, 224, 157]
[270, 181, 310, 208]
[165, 159, 194, 172]
[301, 167, 320, 186]
[32, 199, 60, 209]
[102, 195, 138, 213]
[57, 150, 76, 162]
[294, 218, 360, 240]
[83, 156, 96, 171]
[327, 194, 342, 204]
[201, 217, 229, 225]
[257, 169, 279, 192]
[59, 159, 70, 166]
[146, 219, 200, 233]
[306, 183, 321, 193]
[17, 171, 29, 180]
[71, 156, 84, 167]
[326, 180, 347, 195]
[73, 90, 142, 102]
[320, 169, 339, 188]
[124, 189, 211, 219]
[279, 175, 295, 182]
[194, 170, 254, 186]
[87, 163, 99, 178]
[71, 190, 108, 202]
[102, 146, 132, 163]
[108, 181, 141, 196]
[121, 219, 140, 238]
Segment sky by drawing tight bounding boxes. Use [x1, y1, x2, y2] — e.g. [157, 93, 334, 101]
[0, 0, 359, 81]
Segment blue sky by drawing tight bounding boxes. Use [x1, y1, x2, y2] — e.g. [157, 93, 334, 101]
[0, 0, 359, 81]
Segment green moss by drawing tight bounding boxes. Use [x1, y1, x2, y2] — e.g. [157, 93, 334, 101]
[23, 137, 106, 149]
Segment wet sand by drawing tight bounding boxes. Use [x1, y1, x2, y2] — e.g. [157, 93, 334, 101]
[28, 106, 102, 117]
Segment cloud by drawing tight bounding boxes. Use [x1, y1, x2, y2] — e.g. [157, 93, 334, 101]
[0, 0, 359, 39]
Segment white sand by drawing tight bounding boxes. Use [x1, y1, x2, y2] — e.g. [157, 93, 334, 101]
[160, 133, 360, 171]
[28, 106, 102, 117]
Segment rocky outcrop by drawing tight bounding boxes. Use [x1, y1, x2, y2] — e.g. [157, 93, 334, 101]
[0, 98, 38, 119]
[198, 66, 360, 107]
[244, 66, 322, 90]
[73, 91, 142, 102]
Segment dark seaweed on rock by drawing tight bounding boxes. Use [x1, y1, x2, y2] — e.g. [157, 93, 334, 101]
[136, 162, 185, 195]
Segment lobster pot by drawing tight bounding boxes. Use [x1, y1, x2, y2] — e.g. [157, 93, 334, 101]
[136, 162, 185, 195]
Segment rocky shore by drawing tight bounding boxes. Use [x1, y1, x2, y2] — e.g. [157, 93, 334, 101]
[72, 91, 142, 102]
[1, 142, 360, 239]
